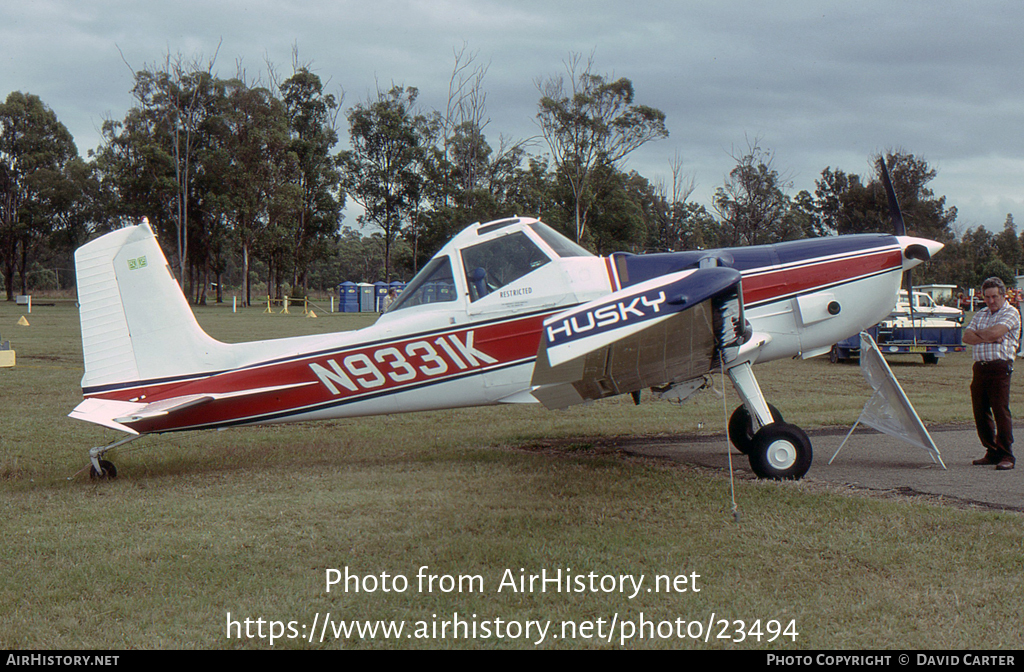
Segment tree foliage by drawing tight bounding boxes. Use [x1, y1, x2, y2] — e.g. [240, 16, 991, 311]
[0, 92, 80, 299]
[4, 51, 1018, 304]
[340, 85, 427, 282]
[280, 67, 344, 289]
[813, 150, 957, 241]
[713, 140, 794, 246]
[536, 53, 668, 244]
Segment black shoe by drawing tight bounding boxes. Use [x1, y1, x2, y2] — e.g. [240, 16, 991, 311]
[973, 456, 999, 466]
[996, 459, 1015, 471]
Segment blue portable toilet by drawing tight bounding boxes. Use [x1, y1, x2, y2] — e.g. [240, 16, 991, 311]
[338, 281, 359, 313]
[358, 283, 375, 312]
[374, 282, 389, 311]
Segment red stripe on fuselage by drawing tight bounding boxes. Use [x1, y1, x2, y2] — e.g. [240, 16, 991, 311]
[741, 247, 902, 306]
[605, 257, 621, 291]
[88, 313, 550, 433]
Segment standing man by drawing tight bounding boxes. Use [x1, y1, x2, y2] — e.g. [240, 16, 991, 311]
[963, 277, 1021, 471]
[382, 288, 398, 312]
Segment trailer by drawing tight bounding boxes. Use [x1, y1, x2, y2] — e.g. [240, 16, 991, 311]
[829, 315, 965, 364]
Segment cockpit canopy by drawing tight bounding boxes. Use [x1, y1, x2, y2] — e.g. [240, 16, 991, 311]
[386, 217, 593, 314]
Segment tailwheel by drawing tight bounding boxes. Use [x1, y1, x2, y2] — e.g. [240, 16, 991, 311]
[89, 460, 118, 480]
[85, 434, 141, 482]
[748, 422, 812, 480]
[728, 403, 784, 455]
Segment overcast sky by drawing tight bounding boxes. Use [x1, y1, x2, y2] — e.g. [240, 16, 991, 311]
[3, 0, 1023, 235]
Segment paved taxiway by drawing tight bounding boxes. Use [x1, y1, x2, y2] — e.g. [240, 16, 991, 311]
[623, 425, 1024, 513]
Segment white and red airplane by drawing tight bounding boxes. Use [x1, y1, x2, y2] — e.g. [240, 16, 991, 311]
[70, 201, 941, 482]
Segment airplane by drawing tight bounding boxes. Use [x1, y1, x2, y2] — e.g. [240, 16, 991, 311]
[69, 186, 941, 483]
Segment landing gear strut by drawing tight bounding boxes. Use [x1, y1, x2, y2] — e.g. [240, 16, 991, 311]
[728, 403, 784, 455]
[726, 361, 812, 480]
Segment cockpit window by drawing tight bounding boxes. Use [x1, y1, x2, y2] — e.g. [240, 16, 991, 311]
[528, 221, 594, 258]
[461, 231, 550, 302]
[386, 256, 457, 311]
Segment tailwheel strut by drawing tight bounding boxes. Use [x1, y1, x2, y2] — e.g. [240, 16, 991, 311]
[88, 434, 143, 480]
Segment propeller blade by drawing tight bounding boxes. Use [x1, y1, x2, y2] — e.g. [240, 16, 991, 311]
[878, 157, 907, 237]
[880, 156, 918, 338]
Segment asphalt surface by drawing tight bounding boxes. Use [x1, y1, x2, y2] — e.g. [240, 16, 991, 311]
[621, 425, 1024, 513]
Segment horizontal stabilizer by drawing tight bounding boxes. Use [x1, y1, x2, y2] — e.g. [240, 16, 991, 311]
[73, 382, 317, 433]
[113, 394, 217, 424]
[69, 399, 143, 434]
[530, 267, 744, 409]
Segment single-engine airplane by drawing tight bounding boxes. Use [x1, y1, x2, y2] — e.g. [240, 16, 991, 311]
[70, 179, 941, 481]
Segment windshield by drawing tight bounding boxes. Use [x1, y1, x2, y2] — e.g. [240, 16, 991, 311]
[461, 231, 550, 302]
[528, 221, 594, 258]
[386, 256, 457, 312]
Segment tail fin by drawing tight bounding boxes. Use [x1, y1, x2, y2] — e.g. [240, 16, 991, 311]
[75, 223, 233, 392]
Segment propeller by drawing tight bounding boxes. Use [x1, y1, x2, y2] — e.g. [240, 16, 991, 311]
[878, 156, 919, 341]
[878, 155, 906, 237]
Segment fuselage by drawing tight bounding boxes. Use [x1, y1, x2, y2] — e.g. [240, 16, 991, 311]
[78, 218, 927, 434]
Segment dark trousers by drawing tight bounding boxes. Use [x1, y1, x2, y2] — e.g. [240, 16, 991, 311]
[971, 360, 1014, 463]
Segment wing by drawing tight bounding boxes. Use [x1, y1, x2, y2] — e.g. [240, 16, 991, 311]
[530, 267, 746, 409]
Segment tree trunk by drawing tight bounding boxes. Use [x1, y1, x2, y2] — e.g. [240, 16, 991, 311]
[242, 241, 250, 307]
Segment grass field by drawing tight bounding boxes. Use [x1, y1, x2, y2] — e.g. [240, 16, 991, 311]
[1, 299, 1022, 650]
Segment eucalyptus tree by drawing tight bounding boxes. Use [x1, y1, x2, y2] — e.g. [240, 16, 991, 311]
[340, 85, 428, 282]
[992, 214, 1021, 274]
[876, 151, 957, 242]
[279, 67, 344, 290]
[536, 53, 668, 244]
[0, 91, 79, 300]
[413, 48, 536, 270]
[124, 54, 222, 289]
[46, 156, 104, 254]
[648, 152, 708, 252]
[583, 166, 652, 255]
[93, 108, 178, 231]
[713, 140, 793, 246]
[813, 151, 957, 241]
[213, 77, 297, 306]
[431, 45, 490, 212]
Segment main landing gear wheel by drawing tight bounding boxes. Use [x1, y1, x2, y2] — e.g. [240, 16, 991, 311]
[89, 460, 118, 480]
[748, 422, 812, 480]
[728, 403, 783, 455]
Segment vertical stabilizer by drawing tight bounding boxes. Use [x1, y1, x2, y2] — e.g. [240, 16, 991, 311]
[75, 223, 233, 391]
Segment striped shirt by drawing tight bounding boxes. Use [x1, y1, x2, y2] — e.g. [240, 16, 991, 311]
[967, 302, 1021, 362]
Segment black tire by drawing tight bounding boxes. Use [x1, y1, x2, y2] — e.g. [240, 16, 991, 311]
[829, 345, 841, 363]
[89, 459, 118, 480]
[748, 422, 812, 480]
[728, 403, 783, 455]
